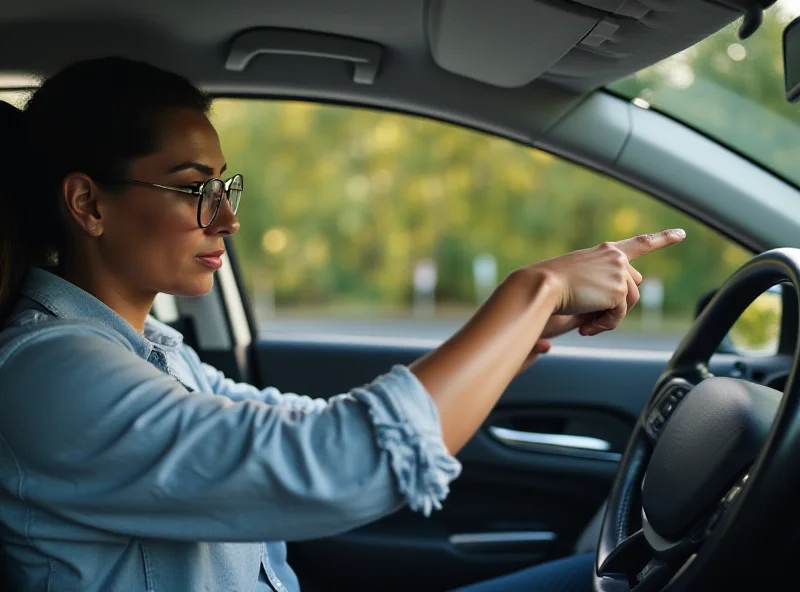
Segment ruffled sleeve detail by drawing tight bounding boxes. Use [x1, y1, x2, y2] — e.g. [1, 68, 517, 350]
[350, 365, 462, 516]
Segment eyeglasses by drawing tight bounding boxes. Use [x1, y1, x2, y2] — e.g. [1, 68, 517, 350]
[109, 173, 243, 228]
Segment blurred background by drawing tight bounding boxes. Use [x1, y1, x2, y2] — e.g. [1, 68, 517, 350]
[210, 4, 799, 353]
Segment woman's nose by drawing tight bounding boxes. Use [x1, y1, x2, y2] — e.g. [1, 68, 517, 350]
[207, 196, 240, 236]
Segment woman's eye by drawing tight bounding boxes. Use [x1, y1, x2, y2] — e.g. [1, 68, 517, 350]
[184, 182, 203, 198]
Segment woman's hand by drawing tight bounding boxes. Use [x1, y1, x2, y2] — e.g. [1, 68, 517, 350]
[518, 230, 686, 373]
[530, 229, 685, 336]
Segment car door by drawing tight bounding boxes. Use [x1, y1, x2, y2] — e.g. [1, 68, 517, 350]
[205, 97, 771, 591]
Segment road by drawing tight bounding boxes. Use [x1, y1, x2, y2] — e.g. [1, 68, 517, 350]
[258, 317, 685, 351]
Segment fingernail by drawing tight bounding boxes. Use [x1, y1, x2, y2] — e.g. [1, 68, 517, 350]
[673, 228, 686, 238]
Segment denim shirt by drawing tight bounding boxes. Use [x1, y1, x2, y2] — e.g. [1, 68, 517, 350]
[0, 268, 461, 591]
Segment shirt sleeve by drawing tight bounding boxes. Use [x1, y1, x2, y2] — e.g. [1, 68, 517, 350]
[181, 343, 328, 412]
[0, 328, 461, 543]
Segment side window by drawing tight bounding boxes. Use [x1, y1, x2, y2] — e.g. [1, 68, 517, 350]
[213, 99, 751, 350]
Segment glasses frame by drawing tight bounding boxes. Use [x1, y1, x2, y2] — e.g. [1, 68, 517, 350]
[109, 174, 243, 228]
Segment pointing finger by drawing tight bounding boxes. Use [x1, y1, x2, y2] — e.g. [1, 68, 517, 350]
[615, 229, 686, 261]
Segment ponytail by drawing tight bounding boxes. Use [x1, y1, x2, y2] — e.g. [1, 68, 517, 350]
[0, 101, 32, 321]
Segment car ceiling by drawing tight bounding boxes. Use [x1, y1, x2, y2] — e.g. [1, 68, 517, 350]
[0, 0, 752, 141]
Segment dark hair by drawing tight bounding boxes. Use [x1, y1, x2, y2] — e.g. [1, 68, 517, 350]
[0, 57, 211, 320]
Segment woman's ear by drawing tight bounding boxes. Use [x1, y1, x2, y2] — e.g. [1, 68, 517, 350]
[62, 173, 103, 235]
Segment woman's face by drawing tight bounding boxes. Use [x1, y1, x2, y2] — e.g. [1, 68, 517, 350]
[92, 107, 239, 299]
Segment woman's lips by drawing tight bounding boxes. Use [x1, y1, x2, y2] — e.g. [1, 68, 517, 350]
[196, 250, 225, 270]
[196, 256, 222, 269]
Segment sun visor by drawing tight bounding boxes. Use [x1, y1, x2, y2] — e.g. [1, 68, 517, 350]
[426, 0, 606, 88]
[426, 0, 770, 90]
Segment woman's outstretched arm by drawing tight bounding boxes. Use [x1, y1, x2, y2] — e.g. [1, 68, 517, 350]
[412, 229, 685, 454]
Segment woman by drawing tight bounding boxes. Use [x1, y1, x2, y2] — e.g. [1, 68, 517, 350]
[0, 57, 684, 592]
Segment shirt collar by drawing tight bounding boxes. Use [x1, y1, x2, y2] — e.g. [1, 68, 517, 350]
[20, 268, 183, 359]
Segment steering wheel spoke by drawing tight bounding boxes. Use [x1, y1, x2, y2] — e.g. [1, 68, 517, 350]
[629, 471, 751, 590]
[631, 555, 695, 592]
[596, 527, 695, 591]
[597, 529, 650, 579]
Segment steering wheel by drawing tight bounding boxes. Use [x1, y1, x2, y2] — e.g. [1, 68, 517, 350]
[593, 249, 800, 591]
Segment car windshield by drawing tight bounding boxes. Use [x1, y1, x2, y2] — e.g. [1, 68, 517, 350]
[609, 0, 800, 188]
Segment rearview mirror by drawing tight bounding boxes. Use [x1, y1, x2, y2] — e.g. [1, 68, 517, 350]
[783, 17, 800, 102]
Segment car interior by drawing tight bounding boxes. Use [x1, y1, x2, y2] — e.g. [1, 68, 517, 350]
[3, 0, 800, 590]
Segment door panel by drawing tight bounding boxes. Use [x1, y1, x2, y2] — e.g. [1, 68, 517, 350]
[251, 335, 760, 591]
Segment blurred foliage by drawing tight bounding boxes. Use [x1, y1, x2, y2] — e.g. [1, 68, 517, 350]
[212, 99, 749, 320]
[211, 4, 800, 335]
[729, 291, 782, 352]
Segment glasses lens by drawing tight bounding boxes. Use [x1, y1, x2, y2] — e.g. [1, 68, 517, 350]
[199, 179, 225, 227]
[226, 174, 243, 215]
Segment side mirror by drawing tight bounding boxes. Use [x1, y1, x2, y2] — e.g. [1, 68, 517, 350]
[784, 16, 800, 102]
[696, 285, 784, 355]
